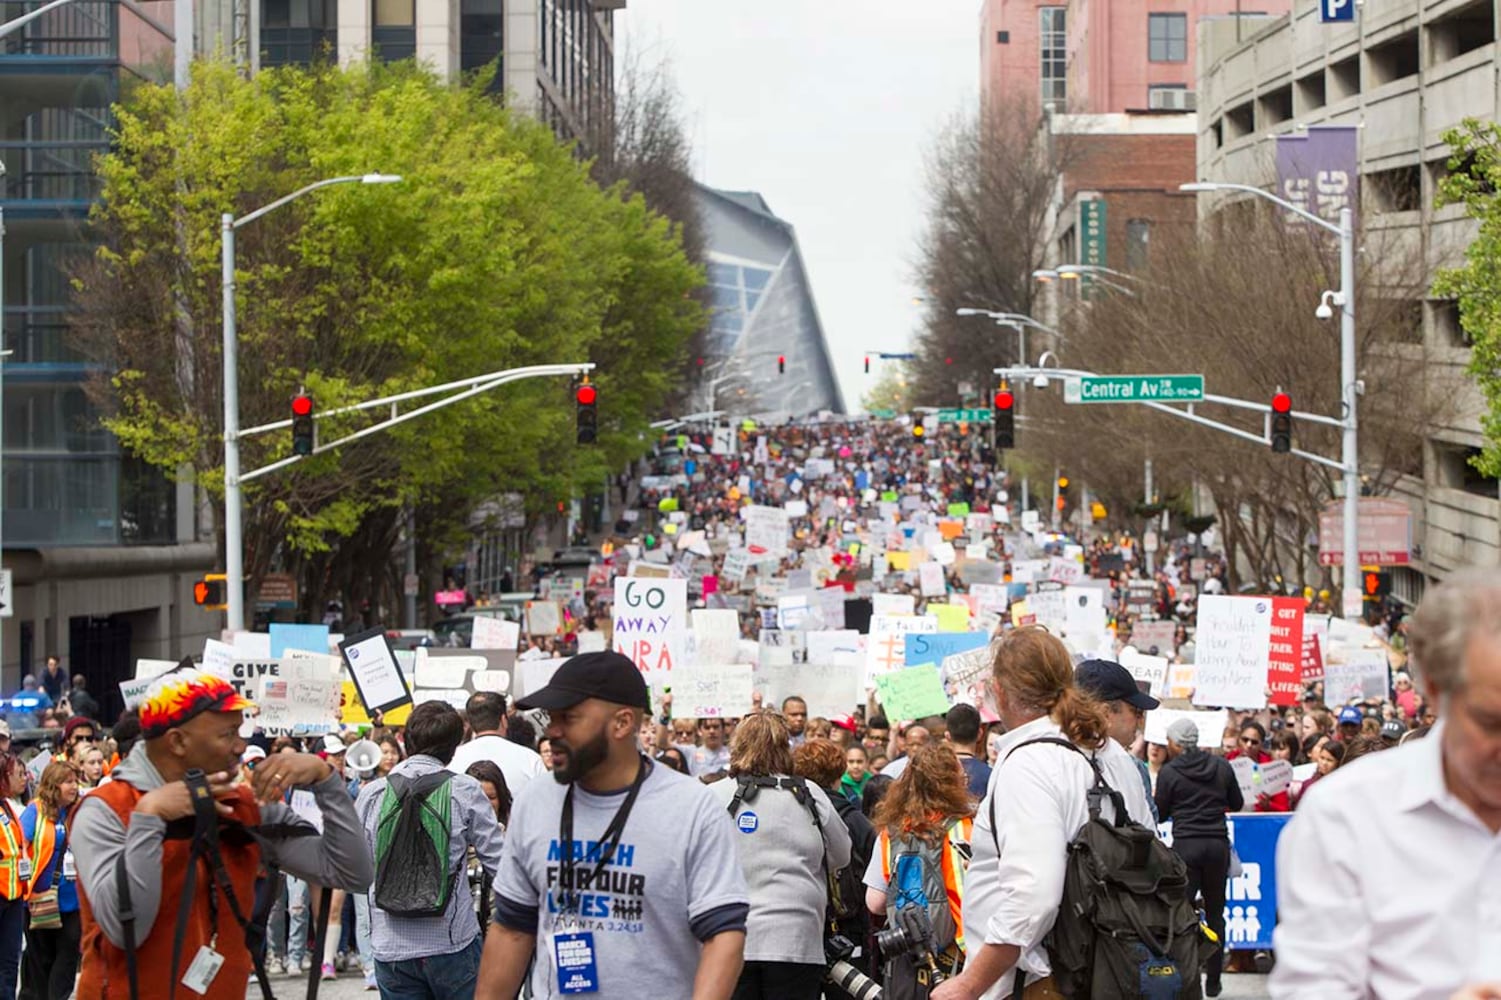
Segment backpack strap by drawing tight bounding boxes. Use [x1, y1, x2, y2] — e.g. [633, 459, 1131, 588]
[988, 736, 1130, 853]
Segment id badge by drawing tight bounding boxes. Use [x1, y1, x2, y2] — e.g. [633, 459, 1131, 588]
[61, 852, 75, 880]
[553, 931, 599, 994]
[180, 945, 225, 995]
[15, 859, 30, 882]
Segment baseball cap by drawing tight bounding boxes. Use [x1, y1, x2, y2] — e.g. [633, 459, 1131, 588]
[242, 745, 267, 764]
[1166, 717, 1200, 749]
[140, 665, 255, 739]
[1075, 659, 1160, 712]
[321, 733, 347, 755]
[516, 651, 650, 712]
[0, 719, 12, 739]
[1380, 719, 1405, 741]
[829, 714, 858, 734]
[1338, 706, 1364, 726]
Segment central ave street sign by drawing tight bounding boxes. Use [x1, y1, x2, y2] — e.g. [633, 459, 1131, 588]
[1064, 374, 1205, 404]
[937, 408, 993, 424]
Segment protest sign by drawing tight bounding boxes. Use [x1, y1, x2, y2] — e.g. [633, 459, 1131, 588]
[866, 614, 938, 682]
[1063, 586, 1109, 654]
[1129, 620, 1177, 656]
[269, 623, 331, 658]
[809, 587, 847, 629]
[1120, 649, 1169, 699]
[743, 505, 790, 557]
[226, 659, 280, 702]
[940, 646, 999, 721]
[671, 663, 754, 718]
[1229, 756, 1291, 804]
[1267, 597, 1305, 706]
[873, 665, 952, 721]
[871, 593, 914, 617]
[969, 583, 1008, 614]
[919, 561, 946, 598]
[1166, 660, 1196, 699]
[1029, 583, 1067, 632]
[904, 632, 988, 668]
[1301, 615, 1329, 682]
[338, 628, 413, 715]
[1193, 596, 1273, 708]
[612, 577, 688, 680]
[691, 609, 741, 666]
[1323, 649, 1389, 703]
[525, 601, 563, 636]
[412, 648, 515, 709]
[1124, 580, 1157, 616]
[932, 603, 970, 633]
[721, 549, 751, 587]
[471, 615, 520, 651]
[1145, 707, 1228, 748]
[776, 593, 816, 630]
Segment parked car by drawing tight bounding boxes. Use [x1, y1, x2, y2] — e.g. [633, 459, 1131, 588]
[384, 628, 438, 651]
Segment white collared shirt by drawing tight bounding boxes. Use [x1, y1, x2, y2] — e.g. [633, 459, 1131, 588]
[1270, 721, 1501, 1000]
[962, 716, 1156, 998]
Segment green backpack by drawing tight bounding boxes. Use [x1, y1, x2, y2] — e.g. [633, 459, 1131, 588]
[373, 772, 457, 917]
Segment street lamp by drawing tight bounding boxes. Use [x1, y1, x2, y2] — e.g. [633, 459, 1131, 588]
[1181, 179, 1360, 616]
[222, 173, 402, 632]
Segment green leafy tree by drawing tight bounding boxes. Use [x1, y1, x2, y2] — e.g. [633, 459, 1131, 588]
[860, 361, 913, 414]
[72, 59, 702, 611]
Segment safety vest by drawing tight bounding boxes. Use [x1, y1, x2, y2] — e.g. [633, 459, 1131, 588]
[0, 801, 28, 901]
[26, 807, 66, 896]
[877, 816, 973, 949]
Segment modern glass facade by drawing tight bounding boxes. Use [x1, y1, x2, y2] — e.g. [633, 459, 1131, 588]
[261, 0, 337, 67]
[537, 0, 612, 146]
[0, 0, 175, 546]
[1040, 6, 1067, 110]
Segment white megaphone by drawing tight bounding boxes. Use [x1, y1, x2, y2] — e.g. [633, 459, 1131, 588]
[345, 739, 382, 773]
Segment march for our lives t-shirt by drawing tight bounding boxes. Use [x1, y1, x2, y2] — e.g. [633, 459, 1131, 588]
[492, 762, 749, 1000]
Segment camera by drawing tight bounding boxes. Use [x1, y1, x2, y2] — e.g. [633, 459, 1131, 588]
[824, 933, 882, 1000]
[874, 907, 941, 962]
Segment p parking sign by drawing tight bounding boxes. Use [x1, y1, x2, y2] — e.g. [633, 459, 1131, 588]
[1321, 0, 1354, 21]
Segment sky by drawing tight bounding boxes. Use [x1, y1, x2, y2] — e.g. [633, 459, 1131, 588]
[617, 2, 981, 413]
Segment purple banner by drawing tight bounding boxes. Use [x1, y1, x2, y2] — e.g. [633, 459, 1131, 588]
[1275, 126, 1358, 226]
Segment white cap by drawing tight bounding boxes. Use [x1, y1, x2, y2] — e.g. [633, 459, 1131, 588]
[242, 745, 267, 763]
[322, 733, 347, 755]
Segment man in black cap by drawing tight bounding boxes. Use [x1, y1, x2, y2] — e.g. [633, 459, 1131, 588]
[477, 651, 749, 1000]
[1075, 658, 1161, 821]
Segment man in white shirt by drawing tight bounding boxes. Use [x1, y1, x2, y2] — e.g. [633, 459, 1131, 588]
[1272, 569, 1501, 1000]
[447, 690, 544, 796]
[935, 627, 1153, 1000]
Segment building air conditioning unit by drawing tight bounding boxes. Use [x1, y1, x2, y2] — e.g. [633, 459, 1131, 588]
[1149, 89, 1198, 112]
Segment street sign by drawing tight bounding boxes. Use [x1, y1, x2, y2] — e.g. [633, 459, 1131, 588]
[937, 408, 993, 424]
[403, 573, 420, 597]
[256, 573, 297, 610]
[0, 569, 11, 618]
[1318, 498, 1412, 566]
[1320, 0, 1354, 22]
[1064, 375, 1205, 404]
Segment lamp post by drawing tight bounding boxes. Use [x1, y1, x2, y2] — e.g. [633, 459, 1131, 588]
[1182, 180, 1360, 616]
[222, 173, 402, 633]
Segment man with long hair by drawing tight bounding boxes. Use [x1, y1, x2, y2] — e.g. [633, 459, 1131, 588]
[936, 627, 1153, 1000]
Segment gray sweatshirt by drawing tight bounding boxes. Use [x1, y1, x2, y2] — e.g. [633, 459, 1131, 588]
[71, 743, 374, 948]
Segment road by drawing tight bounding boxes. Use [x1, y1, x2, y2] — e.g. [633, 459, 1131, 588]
[253, 969, 1275, 998]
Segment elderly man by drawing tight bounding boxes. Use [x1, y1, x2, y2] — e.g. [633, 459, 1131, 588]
[1272, 569, 1501, 1000]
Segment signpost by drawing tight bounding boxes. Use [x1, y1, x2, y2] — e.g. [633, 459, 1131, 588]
[937, 408, 993, 424]
[1317, 497, 1412, 566]
[1064, 375, 1205, 404]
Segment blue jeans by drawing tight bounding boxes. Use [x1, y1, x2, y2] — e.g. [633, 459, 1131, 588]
[0, 896, 25, 1000]
[374, 935, 482, 1000]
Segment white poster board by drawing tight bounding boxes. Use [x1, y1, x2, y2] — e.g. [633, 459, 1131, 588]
[1193, 595, 1273, 708]
[612, 577, 688, 681]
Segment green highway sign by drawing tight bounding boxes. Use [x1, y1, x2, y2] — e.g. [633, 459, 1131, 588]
[937, 408, 993, 424]
[1064, 374, 1205, 404]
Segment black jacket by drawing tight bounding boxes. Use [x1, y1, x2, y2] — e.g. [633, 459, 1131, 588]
[1154, 748, 1243, 839]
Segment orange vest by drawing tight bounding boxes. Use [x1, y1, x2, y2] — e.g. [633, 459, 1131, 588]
[75, 780, 263, 1000]
[0, 801, 28, 901]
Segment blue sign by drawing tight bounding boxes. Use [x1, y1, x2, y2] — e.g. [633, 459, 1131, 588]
[1320, 0, 1354, 21]
[904, 632, 989, 667]
[269, 623, 331, 659]
[1223, 814, 1291, 950]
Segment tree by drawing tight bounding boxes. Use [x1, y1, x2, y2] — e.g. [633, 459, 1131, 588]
[860, 361, 913, 414]
[71, 59, 703, 612]
[1435, 118, 1501, 478]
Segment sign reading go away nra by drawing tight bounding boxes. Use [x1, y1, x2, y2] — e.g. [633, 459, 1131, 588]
[1064, 375, 1205, 404]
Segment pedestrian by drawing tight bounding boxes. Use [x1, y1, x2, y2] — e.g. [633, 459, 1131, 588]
[0, 753, 27, 1000]
[355, 700, 506, 1000]
[1074, 658, 1160, 819]
[1154, 718, 1243, 997]
[841, 745, 871, 805]
[65, 676, 98, 724]
[19, 763, 81, 1000]
[1226, 720, 1291, 811]
[38, 658, 64, 709]
[71, 666, 373, 1000]
[792, 738, 876, 974]
[713, 712, 850, 999]
[938, 626, 1154, 999]
[688, 717, 732, 781]
[1272, 569, 1501, 998]
[477, 650, 750, 1000]
[781, 697, 809, 747]
[447, 691, 545, 797]
[465, 761, 513, 827]
[942, 704, 993, 801]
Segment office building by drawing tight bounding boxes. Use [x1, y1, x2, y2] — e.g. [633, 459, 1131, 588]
[694, 184, 845, 419]
[1195, 0, 1498, 600]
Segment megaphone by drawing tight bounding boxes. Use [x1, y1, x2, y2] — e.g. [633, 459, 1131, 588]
[346, 739, 381, 773]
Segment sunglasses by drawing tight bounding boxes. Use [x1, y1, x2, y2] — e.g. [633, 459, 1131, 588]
[1241, 736, 1262, 746]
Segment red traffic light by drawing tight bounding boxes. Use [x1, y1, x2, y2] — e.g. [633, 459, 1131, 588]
[778, 355, 786, 374]
[994, 390, 1014, 410]
[576, 384, 597, 406]
[291, 395, 313, 417]
[1271, 392, 1292, 414]
[193, 580, 210, 604]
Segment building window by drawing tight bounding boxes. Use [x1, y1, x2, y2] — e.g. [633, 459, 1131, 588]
[1040, 6, 1066, 109]
[1149, 13, 1187, 62]
[1125, 219, 1151, 271]
[373, 0, 413, 25]
[460, 0, 503, 83]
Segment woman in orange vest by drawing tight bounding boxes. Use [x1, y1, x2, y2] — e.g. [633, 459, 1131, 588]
[0, 752, 32, 1000]
[19, 762, 81, 1000]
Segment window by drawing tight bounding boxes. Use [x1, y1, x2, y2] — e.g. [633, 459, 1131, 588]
[1040, 7, 1066, 109]
[1149, 13, 1187, 62]
[1125, 219, 1151, 271]
[460, 0, 503, 80]
[372, 0, 412, 25]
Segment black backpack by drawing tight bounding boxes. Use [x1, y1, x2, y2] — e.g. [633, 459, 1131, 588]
[995, 738, 1203, 1000]
[372, 771, 458, 917]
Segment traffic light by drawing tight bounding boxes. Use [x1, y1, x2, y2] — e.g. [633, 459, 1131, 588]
[993, 384, 1015, 450]
[911, 413, 925, 441]
[193, 573, 228, 611]
[1056, 474, 1070, 512]
[1270, 391, 1292, 454]
[575, 381, 598, 445]
[864, 355, 870, 374]
[291, 394, 314, 456]
[778, 355, 786, 375]
[1363, 569, 1391, 600]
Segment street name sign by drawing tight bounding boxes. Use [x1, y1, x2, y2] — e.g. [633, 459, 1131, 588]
[937, 408, 993, 424]
[1064, 375, 1205, 404]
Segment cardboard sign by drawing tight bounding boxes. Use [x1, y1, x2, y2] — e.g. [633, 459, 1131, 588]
[471, 615, 521, 651]
[227, 659, 280, 702]
[691, 609, 741, 666]
[904, 632, 989, 668]
[919, 561, 946, 598]
[671, 663, 753, 718]
[871, 593, 915, 617]
[873, 665, 952, 721]
[1324, 650, 1389, 703]
[866, 614, 938, 682]
[525, 601, 563, 636]
[1144, 708, 1229, 748]
[269, 623, 331, 659]
[940, 646, 999, 722]
[612, 577, 688, 679]
[1193, 596, 1273, 708]
[1121, 649, 1169, 699]
[743, 505, 790, 557]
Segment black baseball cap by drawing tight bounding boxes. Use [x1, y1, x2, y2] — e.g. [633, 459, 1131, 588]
[516, 651, 650, 712]
[1075, 659, 1161, 712]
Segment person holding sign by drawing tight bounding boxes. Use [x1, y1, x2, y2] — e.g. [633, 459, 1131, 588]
[70, 666, 373, 1000]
